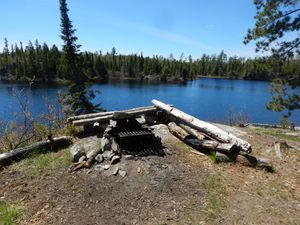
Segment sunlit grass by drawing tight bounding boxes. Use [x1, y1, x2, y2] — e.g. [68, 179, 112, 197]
[0, 201, 24, 225]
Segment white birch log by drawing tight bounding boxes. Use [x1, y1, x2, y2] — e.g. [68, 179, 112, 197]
[153, 99, 251, 153]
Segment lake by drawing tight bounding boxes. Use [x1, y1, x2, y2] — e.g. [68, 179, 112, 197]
[1, 78, 299, 125]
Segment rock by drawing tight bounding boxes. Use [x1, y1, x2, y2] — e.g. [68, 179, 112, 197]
[70, 144, 86, 162]
[111, 139, 121, 155]
[95, 154, 104, 163]
[103, 151, 115, 161]
[87, 169, 93, 174]
[111, 155, 121, 164]
[119, 170, 127, 177]
[78, 155, 87, 162]
[112, 167, 119, 176]
[164, 149, 172, 155]
[101, 137, 112, 151]
[124, 155, 134, 160]
[94, 164, 103, 171]
[137, 167, 141, 173]
[102, 164, 111, 170]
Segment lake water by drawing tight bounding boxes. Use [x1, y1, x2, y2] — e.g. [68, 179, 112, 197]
[1, 78, 300, 125]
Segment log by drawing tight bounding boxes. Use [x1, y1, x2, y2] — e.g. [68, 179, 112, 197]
[153, 99, 251, 153]
[0, 136, 73, 165]
[72, 106, 158, 126]
[167, 122, 237, 153]
[215, 152, 274, 172]
[67, 106, 158, 122]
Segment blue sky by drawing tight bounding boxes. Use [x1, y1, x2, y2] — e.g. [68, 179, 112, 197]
[0, 0, 260, 59]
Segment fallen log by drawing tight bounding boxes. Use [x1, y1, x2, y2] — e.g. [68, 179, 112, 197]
[68, 105, 158, 123]
[68, 146, 102, 173]
[167, 122, 237, 153]
[153, 99, 251, 153]
[72, 106, 159, 126]
[215, 152, 274, 172]
[0, 136, 73, 165]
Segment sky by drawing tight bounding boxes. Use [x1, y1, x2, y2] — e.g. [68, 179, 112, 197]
[0, 0, 261, 59]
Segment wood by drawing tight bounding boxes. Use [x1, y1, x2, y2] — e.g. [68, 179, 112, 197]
[167, 122, 236, 153]
[0, 136, 73, 165]
[215, 152, 274, 172]
[68, 147, 102, 173]
[72, 106, 158, 126]
[67, 106, 157, 122]
[153, 99, 251, 153]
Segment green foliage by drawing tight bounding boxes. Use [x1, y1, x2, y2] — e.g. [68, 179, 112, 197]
[59, 0, 103, 115]
[279, 116, 292, 128]
[245, 0, 300, 118]
[244, 0, 300, 58]
[0, 201, 24, 225]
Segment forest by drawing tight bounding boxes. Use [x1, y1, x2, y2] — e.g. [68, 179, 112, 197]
[0, 38, 300, 84]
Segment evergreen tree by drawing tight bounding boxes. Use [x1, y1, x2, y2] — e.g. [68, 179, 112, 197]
[59, 0, 102, 114]
[245, 0, 300, 118]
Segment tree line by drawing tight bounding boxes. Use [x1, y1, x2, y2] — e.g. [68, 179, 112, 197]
[0, 38, 299, 84]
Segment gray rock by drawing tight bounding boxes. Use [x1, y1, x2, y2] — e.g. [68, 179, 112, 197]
[70, 144, 86, 162]
[111, 139, 121, 155]
[111, 155, 121, 164]
[87, 169, 93, 174]
[95, 154, 104, 163]
[101, 137, 112, 151]
[103, 151, 115, 161]
[119, 170, 127, 177]
[78, 155, 87, 162]
[94, 164, 103, 171]
[112, 167, 119, 176]
[102, 164, 111, 170]
[124, 155, 134, 160]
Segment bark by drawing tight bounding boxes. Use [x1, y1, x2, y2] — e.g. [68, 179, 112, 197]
[167, 122, 236, 153]
[67, 106, 157, 122]
[153, 99, 251, 153]
[215, 152, 274, 172]
[0, 136, 73, 165]
[72, 107, 158, 126]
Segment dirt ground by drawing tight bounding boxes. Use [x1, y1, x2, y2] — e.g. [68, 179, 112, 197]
[0, 124, 300, 225]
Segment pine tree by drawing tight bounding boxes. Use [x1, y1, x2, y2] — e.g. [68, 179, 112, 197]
[59, 0, 103, 114]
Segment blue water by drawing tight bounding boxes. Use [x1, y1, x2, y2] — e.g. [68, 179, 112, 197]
[1, 78, 300, 125]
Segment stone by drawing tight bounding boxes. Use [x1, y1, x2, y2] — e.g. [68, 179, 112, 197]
[95, 154, 104, 163]
[87, 169, 93, 174]
[101, 137, 112, 151]
[137, 167, 141, 173]
[94, 164, 103, 171]
[103, 151, 115, 161]
[102, 164, 111, 170]
[78, 155, 87, 162]
[112, 167, 119, 176]
[111, 139, 121, 155]
[111, 155, 121, 164]
[70, 144, 86, 162]
[119, 170, 127, 177]
[124, 155, 134, 160]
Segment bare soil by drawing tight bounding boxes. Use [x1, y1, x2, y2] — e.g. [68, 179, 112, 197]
[1, 124, 300, 225]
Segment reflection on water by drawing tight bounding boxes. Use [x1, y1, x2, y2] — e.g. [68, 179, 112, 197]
[0, 78, 300, 125]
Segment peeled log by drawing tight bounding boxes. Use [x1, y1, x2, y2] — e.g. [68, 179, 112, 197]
[153, 99, 251, 153]
[67, 105, 159, 122]
[168, 122, 236, 153]
[72, 106, 158, 126]
[0, 136, 73, 165]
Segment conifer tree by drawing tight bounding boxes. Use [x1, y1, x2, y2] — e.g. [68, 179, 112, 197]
[59, 0, 102, 114]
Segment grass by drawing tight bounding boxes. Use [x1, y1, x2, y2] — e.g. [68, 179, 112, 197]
[202, 172, 226, 219]
[255, 128, 300, 143]
[11, 148, 72, 179]
[0, 201, 24, 225]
